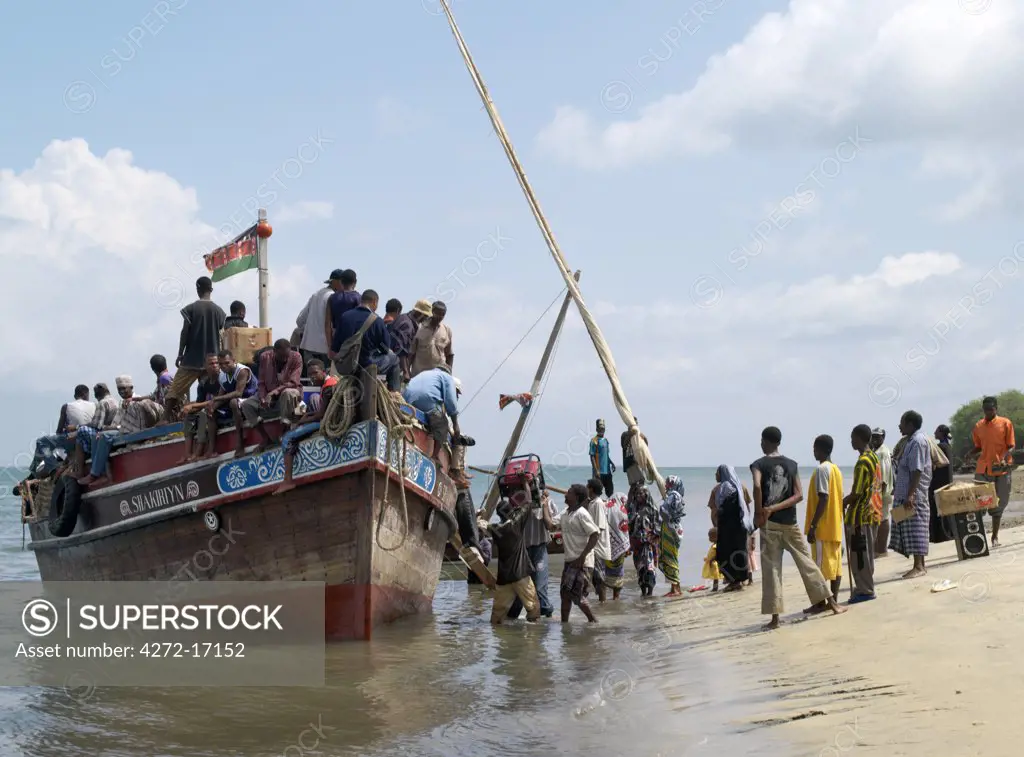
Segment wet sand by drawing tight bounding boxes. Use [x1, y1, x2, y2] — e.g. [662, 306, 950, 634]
[658, 524, 1024, 756]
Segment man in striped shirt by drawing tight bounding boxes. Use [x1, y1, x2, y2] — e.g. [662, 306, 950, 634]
[843, 424, 883, 602]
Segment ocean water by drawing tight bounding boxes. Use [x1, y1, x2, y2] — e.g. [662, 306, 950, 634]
[0, 463, 849, 756]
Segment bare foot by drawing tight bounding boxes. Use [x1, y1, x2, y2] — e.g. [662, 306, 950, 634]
[804, 600, 828, 615]
[273, 482, 297, 496]
[173, 457, 191, 466]
[762, 617, 780, 631]
[77, 474, 97, 486]
[991, 537, 1001, 548]
[828, 600, 848, 616]
[902, 567, 927, 579]
[201, 450, 219, 460]
[233, 448, 247, 459]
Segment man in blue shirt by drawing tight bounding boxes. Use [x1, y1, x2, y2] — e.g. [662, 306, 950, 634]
[589, 419, 615, 497]
[326, 269, 360, 357]
[332, 289, 402, 391]
[403, 365, 469, 487]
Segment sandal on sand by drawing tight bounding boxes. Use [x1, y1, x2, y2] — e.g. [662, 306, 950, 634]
[848, 593, 876, 604]
[930, 579, 958, 593]
[688, 585, 707, 593]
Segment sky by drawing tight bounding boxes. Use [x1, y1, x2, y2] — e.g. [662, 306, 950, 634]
[0, 0, 1021, 471]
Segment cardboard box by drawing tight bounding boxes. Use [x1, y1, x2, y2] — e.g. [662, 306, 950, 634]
[222, 327, 272, 366]
[935, 481, 996, 516]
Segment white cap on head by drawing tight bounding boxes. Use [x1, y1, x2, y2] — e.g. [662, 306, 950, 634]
[115, 375, 132, 389]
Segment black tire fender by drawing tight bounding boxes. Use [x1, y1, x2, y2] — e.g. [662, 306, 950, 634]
[48, 476, 83, 537]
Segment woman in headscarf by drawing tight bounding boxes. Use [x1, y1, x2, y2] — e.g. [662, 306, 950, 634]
[709, 464, 754, 591]
[601, 492, 630, 599]
[627, 482, 660, 597]
[659, 475, 686, 597]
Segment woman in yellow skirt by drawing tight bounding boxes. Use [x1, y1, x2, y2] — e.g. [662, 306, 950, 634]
[703, 527, 724, 591]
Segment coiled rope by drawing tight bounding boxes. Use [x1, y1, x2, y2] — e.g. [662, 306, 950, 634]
[319, 375, 415, 552]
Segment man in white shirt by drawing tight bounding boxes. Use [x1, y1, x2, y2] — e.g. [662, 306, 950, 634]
[27, 385, 95, 478]
[543, 483, 600, 623]
[585, 478, 612, 603]
[870, 428, 895, 557]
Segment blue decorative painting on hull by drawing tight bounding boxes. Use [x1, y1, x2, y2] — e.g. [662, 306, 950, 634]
[216, 421, 438, 496]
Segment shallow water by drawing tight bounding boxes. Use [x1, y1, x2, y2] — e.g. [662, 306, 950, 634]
[0, 465, 845, 755]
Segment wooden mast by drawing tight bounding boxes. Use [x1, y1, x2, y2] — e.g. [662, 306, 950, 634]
[481, 270, 580, 519]
[437, 0, 666, 497]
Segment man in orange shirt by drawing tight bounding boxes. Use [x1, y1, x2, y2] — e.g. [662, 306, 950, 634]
[971, 396, 1016, 547]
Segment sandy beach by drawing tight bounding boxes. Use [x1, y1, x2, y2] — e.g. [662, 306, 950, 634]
[655, 522, 1023, 756]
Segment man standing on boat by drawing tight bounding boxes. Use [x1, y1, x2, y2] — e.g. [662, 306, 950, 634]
[621, 417, 649, 487]
[165, 276, 226, 421]
[239, 339, 303, 454]
[589, 419, 615, 497]
[325, 269, 360, 360]
[295, 272, 336, 373]
[410, 300, 453, 378]
[332, 289, 403, 393]
[384, 298, 418, 386]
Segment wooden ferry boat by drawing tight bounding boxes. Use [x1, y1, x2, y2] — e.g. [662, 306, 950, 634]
[19, 213, 460, 641]
[23, 371, 458, 640]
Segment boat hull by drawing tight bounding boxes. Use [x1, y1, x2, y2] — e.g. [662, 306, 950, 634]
[28, 420, 457, 640]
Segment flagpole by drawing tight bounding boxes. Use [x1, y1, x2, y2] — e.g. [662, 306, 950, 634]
[257, 208, 270, 328]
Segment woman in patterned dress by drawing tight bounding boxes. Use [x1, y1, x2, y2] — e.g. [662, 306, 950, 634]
[659, 475, 686, 597]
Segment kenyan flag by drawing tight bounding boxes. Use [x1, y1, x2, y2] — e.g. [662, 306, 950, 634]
[203, 225, 259, 282]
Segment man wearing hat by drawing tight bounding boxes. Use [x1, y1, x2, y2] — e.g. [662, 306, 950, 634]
[294, 270, 338, 373]
[589, 419, 615, 497]
[869, 428, 894, 556]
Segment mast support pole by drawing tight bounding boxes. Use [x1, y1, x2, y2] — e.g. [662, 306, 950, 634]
[481, 270, 580, 519]
[257, 208, 270, 329]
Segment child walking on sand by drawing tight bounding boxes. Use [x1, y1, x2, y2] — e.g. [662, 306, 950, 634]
[703, 527, 723, 591]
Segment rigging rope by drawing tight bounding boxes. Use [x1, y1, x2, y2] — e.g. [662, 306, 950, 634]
[439, 0, 666, 498]
[460, 284, 567, 414]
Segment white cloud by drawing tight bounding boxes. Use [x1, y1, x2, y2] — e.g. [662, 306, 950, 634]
[0, 139, 316, 393]
[275, 200, 334, 223]
[537, 0, 1024, 182]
